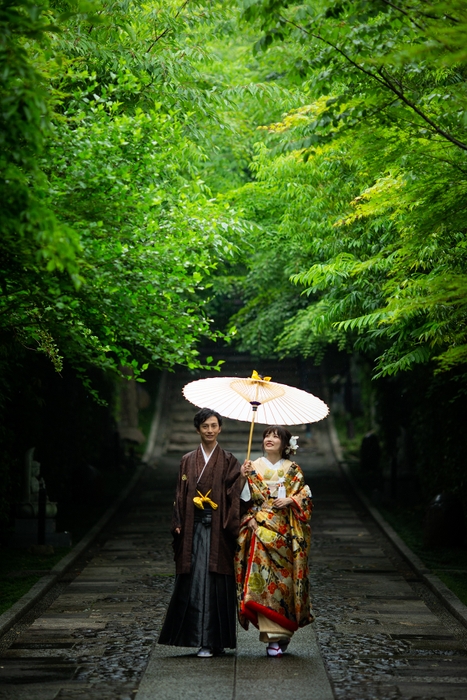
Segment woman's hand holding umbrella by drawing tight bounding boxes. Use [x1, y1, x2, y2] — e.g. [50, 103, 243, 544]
[241, 460, 253, 477]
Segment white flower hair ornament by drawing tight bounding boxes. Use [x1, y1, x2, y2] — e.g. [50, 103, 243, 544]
[285, 435, 299, 455]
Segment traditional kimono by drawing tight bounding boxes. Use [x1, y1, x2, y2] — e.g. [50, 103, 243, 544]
[235, 457, 314, 642]
[158, 444, 243, 650]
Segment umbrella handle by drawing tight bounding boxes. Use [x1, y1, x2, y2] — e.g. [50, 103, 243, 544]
[246, 407, 258, 461]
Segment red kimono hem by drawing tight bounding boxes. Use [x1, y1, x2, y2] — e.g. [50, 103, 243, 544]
[242, 600, 299, 633]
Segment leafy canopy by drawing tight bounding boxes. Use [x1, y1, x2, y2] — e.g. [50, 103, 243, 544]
[228, 0, 467, 379]
[0, 0, 253, 391]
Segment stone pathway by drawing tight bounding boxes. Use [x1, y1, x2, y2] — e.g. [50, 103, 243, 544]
[310, 461, 467, 700]
[1, 360, 467, 699]
[0, 456, 177, 700]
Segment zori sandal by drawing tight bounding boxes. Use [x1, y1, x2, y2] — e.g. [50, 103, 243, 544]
[266, 642, 283, 657]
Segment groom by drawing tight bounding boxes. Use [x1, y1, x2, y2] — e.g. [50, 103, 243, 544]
[158, 407, 248, 657]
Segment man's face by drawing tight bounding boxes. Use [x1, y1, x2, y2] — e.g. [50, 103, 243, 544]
[197, 415, 221, 447]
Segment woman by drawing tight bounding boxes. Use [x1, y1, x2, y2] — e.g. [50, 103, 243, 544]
[235, 426, 314, 657]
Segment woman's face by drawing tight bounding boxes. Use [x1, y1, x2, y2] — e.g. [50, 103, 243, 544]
[263, 431, 282, 456]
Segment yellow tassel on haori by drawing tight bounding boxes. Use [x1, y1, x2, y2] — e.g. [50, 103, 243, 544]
[193, 489, 218, 510]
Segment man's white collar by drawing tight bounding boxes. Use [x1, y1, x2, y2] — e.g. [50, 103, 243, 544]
[201, 442, 218, 464]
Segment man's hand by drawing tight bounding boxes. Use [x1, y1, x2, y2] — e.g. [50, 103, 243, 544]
[174, 527, 181, 535]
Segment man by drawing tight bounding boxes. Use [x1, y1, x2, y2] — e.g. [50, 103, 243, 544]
[158, 407, 246, 657]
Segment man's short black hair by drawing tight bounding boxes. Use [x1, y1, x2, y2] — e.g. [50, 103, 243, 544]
[194, 407, 223, 430]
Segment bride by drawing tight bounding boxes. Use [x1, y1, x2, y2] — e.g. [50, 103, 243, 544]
[235, 425, 314, 657]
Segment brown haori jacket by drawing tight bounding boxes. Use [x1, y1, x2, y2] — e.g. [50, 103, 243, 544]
[171, 444, 243, 576]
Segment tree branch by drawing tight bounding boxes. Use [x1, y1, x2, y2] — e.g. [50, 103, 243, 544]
[283, 17, 393, 89]
[281, 16, 467, 152]
[379, 0, 426, 32]
[377, 66, 467, 151]
[146, 0, 190, 53]
[416, 0, 460, 24]
[415, 151, 467, 175]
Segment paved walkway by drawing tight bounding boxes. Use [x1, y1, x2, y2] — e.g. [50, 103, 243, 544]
[1, 360, 467, 699]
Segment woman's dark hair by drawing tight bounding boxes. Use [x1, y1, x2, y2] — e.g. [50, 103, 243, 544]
[194, 407, 223, 430]
[262, 425, 292, 459]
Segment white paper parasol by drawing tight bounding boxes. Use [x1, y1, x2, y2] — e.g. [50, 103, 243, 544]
[183, 370, 329, 459]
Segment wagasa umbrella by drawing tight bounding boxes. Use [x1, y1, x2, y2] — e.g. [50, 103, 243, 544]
[183, 370, 329, 459]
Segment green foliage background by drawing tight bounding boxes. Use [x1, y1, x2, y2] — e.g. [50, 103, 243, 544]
[218, 0, 467, 510]
[1, 0, 254, 528]
[1, 0, 467, 528]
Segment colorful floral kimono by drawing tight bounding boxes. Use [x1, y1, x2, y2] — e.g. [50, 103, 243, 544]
[235, 457, 314, 641]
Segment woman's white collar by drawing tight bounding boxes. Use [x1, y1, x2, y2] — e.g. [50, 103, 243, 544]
[263, 456, 284, 470]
